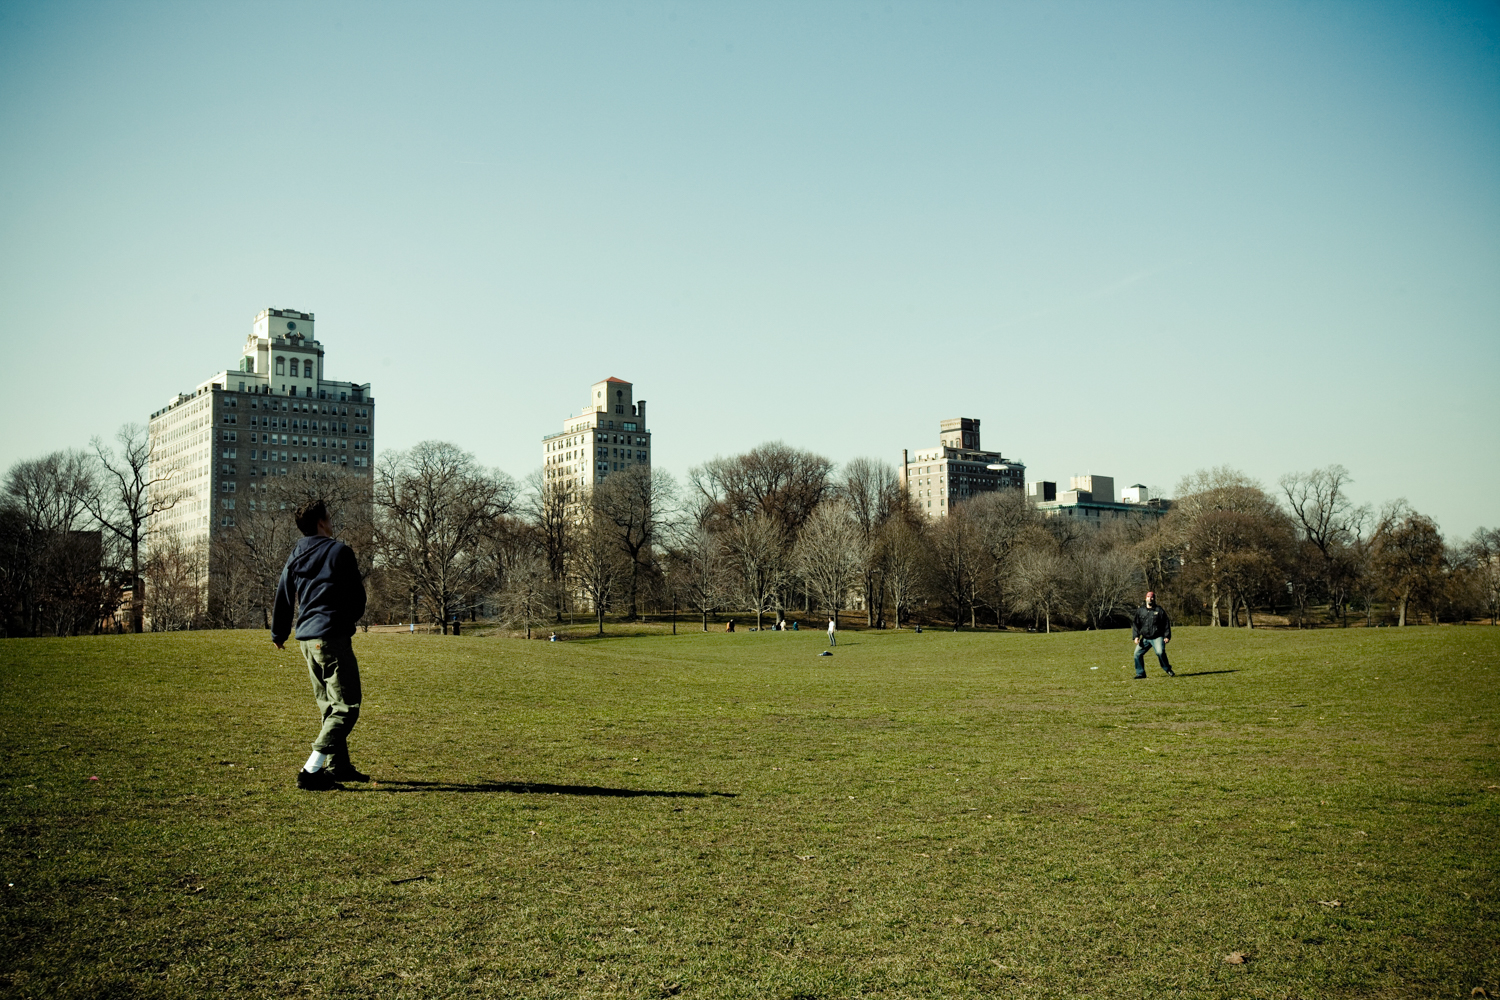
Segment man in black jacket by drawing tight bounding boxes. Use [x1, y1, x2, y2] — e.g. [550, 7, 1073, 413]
[1130, 590, 1174, 679]
[272, 499, 369, 791]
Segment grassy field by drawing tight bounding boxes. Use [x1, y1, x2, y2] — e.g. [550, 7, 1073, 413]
[1, 625, 1496, 999]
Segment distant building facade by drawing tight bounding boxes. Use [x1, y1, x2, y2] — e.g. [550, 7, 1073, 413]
[1027, 476, 1170, 523]
[541, 376, 650, 491]
[147, 306, 375, 560]
[901, 418, 1025, 517]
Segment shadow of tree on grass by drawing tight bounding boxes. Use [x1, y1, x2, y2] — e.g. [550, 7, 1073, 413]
[359, 779, 737, 798]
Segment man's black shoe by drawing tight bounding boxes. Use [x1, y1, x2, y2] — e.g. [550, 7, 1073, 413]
[330, 757, 369, 783]
[297, 767, 342, 791]
[1133, 674, 1147, 680]
[1164, 668, 1176, 677]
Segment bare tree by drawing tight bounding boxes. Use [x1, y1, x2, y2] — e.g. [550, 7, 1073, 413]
[1283, 535, 1323, 628]
[841, 458, 899, 625]
[143, 529, 203, 630]
[571, 512, 624, 635]
[671, 520, 731, 631]
[1013, 546, 1068, 633]
[6, 452, 93, 534]
[1371, 501, 1445, 626]
[1167, 468, 1286, 627]
[374, 441, 515, 632]
[726, 511, 789, 630]
[497, 551, 553, 639]
[1176, 505, 1293, 628]
[1133, 519, 1178, 598]
[926, 505, 982, 628]
[592, 466, 677, 620]
[523, 469, 575, 619]
[689, 442, 835, 538]
[1067, 541, 1142, 630]
[879, 516, 925, 628]
[216, 478, 301, 628]
[795, 500, 862, 623]
[1465, 527, 1500, 625]
[968, 488, 1036, 627]
[76, 425, 187, 633]
[1, 452, 119, 636]
[1280, 465, 1368, 623]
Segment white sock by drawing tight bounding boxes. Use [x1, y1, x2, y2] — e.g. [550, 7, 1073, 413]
[305, 751, 329, 772]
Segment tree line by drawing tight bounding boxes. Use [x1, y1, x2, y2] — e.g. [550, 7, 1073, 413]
[3, 432, 1497, 637]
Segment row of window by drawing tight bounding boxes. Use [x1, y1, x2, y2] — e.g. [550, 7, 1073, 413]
[225, 464, 369, 479]
[219, 452, 372, 470]
[241, 433, 363, 447]
[249, 395, 369, 416]
[232, 401, 367, 418]
[242, 399, 367, 417]
[224, 424, 370, 443]
[235, 416, 365, 433]
[219, 441, 370, 459]
[547, 429, 645, 453]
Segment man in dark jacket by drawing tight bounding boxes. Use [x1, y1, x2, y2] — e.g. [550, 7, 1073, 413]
[272, 500, 369, 790]
[1130, 590, 1174, 679]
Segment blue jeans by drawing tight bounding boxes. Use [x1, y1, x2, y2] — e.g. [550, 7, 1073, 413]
[1133, 637, 1172, 677]
[828, 631, 836, 646]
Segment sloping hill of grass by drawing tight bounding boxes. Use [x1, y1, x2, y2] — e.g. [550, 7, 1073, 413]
[1, 625, 1496, 999]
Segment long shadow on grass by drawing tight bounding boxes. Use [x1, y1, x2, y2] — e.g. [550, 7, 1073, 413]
[1174, 669, 1240, 677]
[362, 780, 737, 798]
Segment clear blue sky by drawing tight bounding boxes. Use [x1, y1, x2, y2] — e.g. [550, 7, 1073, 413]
[2, 1, 1496, 537]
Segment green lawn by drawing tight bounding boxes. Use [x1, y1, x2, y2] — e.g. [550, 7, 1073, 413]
[1, 625, 1496, 999]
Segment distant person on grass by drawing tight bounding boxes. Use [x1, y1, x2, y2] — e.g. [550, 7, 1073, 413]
[1131, 590, 1174, 679]
[272, 499, 369, 791]
[827, 617, 837, 646]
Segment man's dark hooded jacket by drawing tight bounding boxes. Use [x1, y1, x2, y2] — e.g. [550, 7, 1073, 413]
[272, 536, 366, 644]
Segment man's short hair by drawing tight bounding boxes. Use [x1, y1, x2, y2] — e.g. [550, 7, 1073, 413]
[294, 499, 329, 537]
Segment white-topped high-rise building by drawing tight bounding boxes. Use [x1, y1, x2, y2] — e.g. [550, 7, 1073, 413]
[541, 376, 650, 491]
[148, 306, 375, 570]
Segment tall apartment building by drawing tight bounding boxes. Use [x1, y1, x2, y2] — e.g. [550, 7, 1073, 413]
[148, 307, 375, 554]
[541, 376, 650, 491]
[901, 417, 1025, 517]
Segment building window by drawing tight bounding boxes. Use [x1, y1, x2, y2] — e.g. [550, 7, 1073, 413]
[275, 357, 285, 375]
